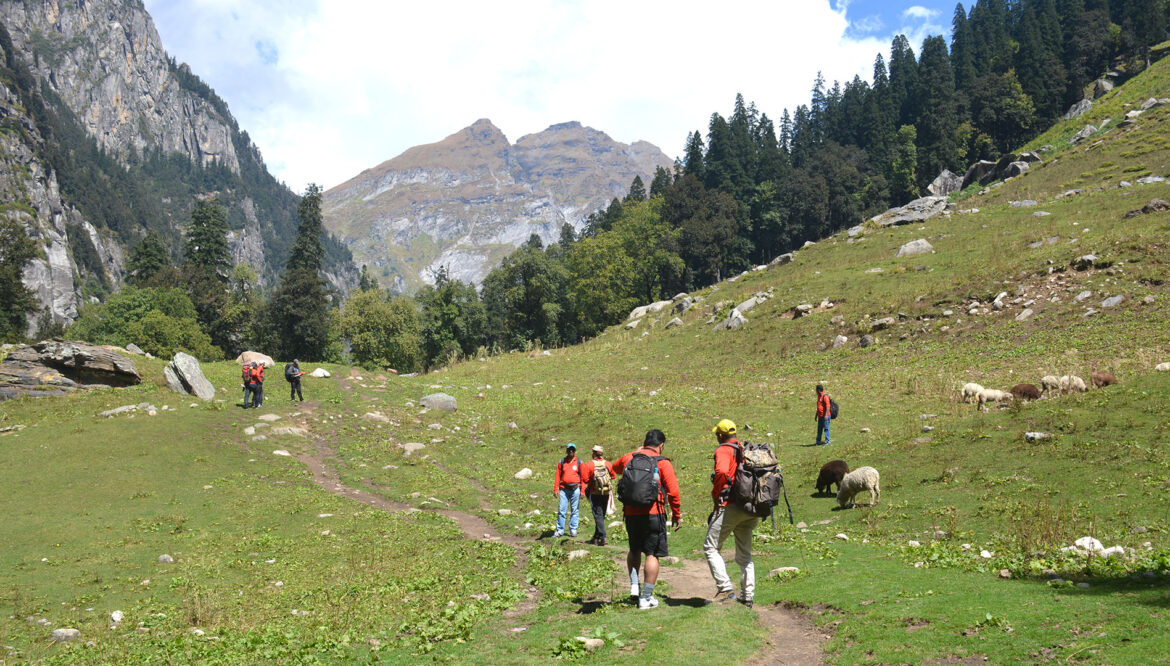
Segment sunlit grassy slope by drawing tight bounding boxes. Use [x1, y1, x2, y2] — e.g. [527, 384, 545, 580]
[4, 58, 1170, 664]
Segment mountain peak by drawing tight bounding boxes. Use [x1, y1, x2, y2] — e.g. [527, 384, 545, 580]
[463, 118, 508, 144]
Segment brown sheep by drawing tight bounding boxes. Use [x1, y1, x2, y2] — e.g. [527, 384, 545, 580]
[816, 460, 850, 495]
[1091, 371, 1118, 388]
[1010, 383, 1042, 401]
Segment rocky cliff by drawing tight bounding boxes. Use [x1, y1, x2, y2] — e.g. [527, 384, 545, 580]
[324, 119, 672, 291]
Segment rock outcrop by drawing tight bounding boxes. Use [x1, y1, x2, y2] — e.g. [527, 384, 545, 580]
[0, 340, 141, 401]
[236, 351, 275, 368]
[927, 170, 963, 196]
[165, 352, 216, 401]
[869, 197, 948, 227]
[324, 119, 672, 291]
[420, 392, 458, 411]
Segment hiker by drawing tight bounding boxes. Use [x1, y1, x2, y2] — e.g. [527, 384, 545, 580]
[242, 362, 256, 408]
[251, 361, 265, 408]
[581, 445, 615, 546]
[815, 383, 831, 445]
[285, 359, 306, 402]
[613, 429, 681, 610]
[553, 443, 582, 538]
[704, 419, 759, 608]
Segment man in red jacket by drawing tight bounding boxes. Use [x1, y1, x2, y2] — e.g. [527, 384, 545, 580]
[581, 445, 616, 546]
[613, 429, 681, 610]
[704, 418, 759, 608]
[815, 383, 831, 446]
[553, 443, 582, 538]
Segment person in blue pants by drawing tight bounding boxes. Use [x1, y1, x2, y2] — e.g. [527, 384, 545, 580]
[815, 384, 832, 445]
[553, 443, 582, 537]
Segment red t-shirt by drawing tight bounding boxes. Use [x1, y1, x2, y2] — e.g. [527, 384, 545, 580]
[612, 446, 681, 522]
[554, 455, 582, 493]
[816, 393, 831, 418]
[711, 439, 740, 506]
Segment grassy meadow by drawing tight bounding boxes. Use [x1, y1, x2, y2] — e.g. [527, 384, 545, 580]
[4, 57, 1170, 665]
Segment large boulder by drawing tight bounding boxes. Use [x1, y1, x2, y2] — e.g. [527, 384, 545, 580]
[869, 197, 948, 227]
[768, 252, 796, 267]
[895, 239, 934, 258]
[0, 340, 141, 401]
[1004, 161, 1031, 179]
[1092, 78, 1113, 99]
[235, 351, 275, 368]
[714, 310, 747, 331]
[927, 169, 963, 196]
[1070, 124, 1096, 144]
[962, 160, 998, 189]
[1064, 98, 1092, 120]
[166, 352, 216, 401]
[420, 392, 458, 411]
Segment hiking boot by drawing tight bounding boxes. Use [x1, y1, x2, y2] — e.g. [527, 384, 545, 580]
[552, 530, 563, 538]
[713, 589, 738, 604]
[598, 537, 607, 546]
[637, 596, 659, 610]
[739, 597, 754, 609]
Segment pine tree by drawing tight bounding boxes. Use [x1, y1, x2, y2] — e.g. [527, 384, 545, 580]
[889, 35, 920, 128]
[683, 131, 706, 179]
[808, 72, 828, 143]
[269, 184, 331, 361]
[183, 198, 230, 278]
[649, 165, 673, 197]
[126, 231, 171, 286]
[753, 113, 788, 184]
[626, 175, 647, 202]
[951, 4, 977, 95]
[891, 125, 919, 204]
[704, 112, 741, 193]
[0, 217, 38, 341]
[358, 264, 379, 291]
[915, 35, 960, 187]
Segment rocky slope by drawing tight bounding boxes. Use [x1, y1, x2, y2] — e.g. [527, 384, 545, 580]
[324, 119, 672, 291]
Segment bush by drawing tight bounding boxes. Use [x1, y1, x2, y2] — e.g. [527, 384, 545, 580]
[67, 286, 222, 360]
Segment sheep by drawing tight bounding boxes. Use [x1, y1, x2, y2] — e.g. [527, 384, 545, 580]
[1010, 383, 1042, 401]
[816, 460, 850, 496]
[837, 466, 880, 508]
[977, 388, 1014, 409]
[1040, 375, 1062, 394]
[1091, 371, 1118, 388]
[1060, 374, 1088, 393]
[1156, 362, 1170, 372]
[961, 382, 984, 403]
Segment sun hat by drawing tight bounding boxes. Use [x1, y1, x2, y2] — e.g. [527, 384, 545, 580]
[712, 419, 737, 435]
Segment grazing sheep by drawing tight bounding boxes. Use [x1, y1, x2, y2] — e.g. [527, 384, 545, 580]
[1040, 375, 1062, 394]
[816, 460, 850, 495]
[837, 466, 880, 508]
[1156, 362, 1170, 372]
[1060, 375, 1088, 393]
[977, 388, 1014, 409]
[1010, 383, 1042, 401]
[961, 382, 985, 403]
[1091, 371, 1118, 388]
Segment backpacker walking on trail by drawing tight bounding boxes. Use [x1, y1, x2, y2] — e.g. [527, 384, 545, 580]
[704, 419, 764, 608]
[581, 445, 615, 546]
[613, 429, 682, 610]
[250, 362, 265, 408]
[242, 362, 256, 408]
[285, 359, 306, 402]
[815, 383, 833, 445]
[553, 443, 582, 538]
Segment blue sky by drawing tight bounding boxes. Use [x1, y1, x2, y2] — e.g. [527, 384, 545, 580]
[143, 1, 961, 191]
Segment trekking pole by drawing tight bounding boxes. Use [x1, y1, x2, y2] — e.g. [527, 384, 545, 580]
[782, 486, 794, 526]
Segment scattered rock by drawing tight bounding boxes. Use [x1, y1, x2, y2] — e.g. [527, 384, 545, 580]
[1009, 199, 1038, 207]
[908, 540, 921, 547]
[1136, 175, 1166, 185]
[272, 450, 291, 456]
[860, 427, 871, 433]
[832, 335, 848, 349]
[1101, 295, 1124, 308]
[714, 310, 747, 331]
[922, 425, 934, 433]
[309, 368, 330, 378]
[895, 239, 934, 258]
[1064, 98, 1092, 120]
[1071, 254, 1099, 271]
[927, 169, 963, 197]
[420, 392, 458, 411]
[157, 554, 174, 564]
[1015, 308, 1034, 322]
[625, 318, 643, 330]
[1025, 432, 1053, 442]
[1091, 78, 1113, 98]
[664, 317, 684, 330]
[125, 343, 145, 355]
[165, 352, 216, 401]
[769, 252, 797, 267]
[270, 427, 307, 437]
[769, 567, 801, 577]
[835, 533, 849, 541]
[870, 196, 948, 227]
[514, 468, 533, 480]
[1074, 290, 1092, 302]
[576, 637, 605, 651]
[497, 509, 512, 516]
[50, 628, 81, 642]
[567, 549, 590, 560]
[1123, 198, 1170, 218]
[1070, 124, 1096, 144]
[858, 334, 874, 348]
[399, 442, 426, 456]
[999, 569, 1012, 579]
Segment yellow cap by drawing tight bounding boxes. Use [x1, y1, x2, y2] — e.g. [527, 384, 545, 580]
[713, 419, 737, 435]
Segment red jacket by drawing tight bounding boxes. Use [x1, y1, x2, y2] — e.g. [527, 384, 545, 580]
[251, 365, 265, 383]
[613, 447, 681, 522]
[554, 455, 582, 493]
[816, 392, 831, 419]
[581, 458, 615, 496]
[711, 439, 740, 506]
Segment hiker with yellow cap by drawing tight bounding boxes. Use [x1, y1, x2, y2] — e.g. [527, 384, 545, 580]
[704, 418, 759, 608]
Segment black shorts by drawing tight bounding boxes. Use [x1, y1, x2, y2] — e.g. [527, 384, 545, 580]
[625, 514, 668, 557]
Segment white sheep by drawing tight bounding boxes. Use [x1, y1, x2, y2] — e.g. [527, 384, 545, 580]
[977, 388, 1014, 409]
[1040, 375, 1062, 394]
[961, 382, 984, 403]
[1059, 375, 1088, 393]
[837, 466, 880, 508]
[1155, 362, 1170, 372]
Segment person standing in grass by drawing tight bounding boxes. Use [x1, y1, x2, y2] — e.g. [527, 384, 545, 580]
[553, 443, 582, 538]
[242, 361, 257, 408]
[581, 445, 615, 546]
[704, 419, 758, 608]
[815, 383, 831, 445]
[285, 359, 306, 402]
[613, 429, 682, 610]
[251, 361, 265, 408]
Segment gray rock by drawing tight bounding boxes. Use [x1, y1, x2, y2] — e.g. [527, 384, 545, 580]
[847, 225, 865, 237]
[125, 343, 145, 355]
[625, 318, 643, 330]
[736, 296, 762, 313]
[858, 334, 874, 348]
[869, 317, 896, 331]
[832, 335, 848, 349]
[793, 304, 814, 317]
[1064, 98, 1092, 120]
[1072, 254, 1099, 271]
[664, 317, 684, 330]
[962, 160, 998, 189]
[513, 468, 533, 480]
[1009, 199, 1038, 207]
[0, 340, 141, 401]
[769, 252, 797, 267]
[165, 352, 215, 401]
[927, 169, 963, 196]
[1074, 290, 1092, 302]
[1092, 78, 1113, 99]
[1137, 175, 1166, 185]
[399, 442, 426, 456]
[1057, 188, 1085, 199]
[870, 197, 948, 227]
[672, 297, 693, 314]
[1004, 162, 1031, 179]
[158, 554, 174, 564]
[1032, 211, 1051, 217]
[1025, 432, 1053, 443]
[922, 425, 934, 433]
[420, 393, 457, 411]
[714, 310, 747, 331]
[1018, 151, 1042, 164]
[1071, 125, 1096, 144]
[1124, 199, 1170, 218]
[576, 637, 604, 651]
[1101, 295, 1124, 308]
[1015, 308, 1034, 321]
[51, 628, 81, 642]
[269, 427, 307, 437]
[567, 549, 589, 560]
[895, 239, 934, 258]
[769, 566, 800, 577]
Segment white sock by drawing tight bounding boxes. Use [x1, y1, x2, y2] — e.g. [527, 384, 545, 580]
[641, 582, 655, 600]
[629, 568, 639, 587]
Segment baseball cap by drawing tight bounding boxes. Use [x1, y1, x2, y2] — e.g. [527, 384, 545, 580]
[566, 442, 577, 450]
[712, 419, 737, 435]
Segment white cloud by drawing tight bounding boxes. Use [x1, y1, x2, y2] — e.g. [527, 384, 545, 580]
[902, 5, 940, 20]
[144, 0, 930, 192]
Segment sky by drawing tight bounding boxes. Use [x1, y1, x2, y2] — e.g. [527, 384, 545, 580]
[142, 0, 955, 192]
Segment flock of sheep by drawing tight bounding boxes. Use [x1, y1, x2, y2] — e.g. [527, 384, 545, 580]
[962, 370, 1119, 410]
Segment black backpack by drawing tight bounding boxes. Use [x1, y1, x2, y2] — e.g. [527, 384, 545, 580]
[284, 363, 298, 382]
[830, 398, 839, 419]
[728, 441, 784, 518]
[617, 453, 663, 507]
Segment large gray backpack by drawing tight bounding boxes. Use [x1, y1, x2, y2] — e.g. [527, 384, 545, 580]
[728, 441, 783, 518]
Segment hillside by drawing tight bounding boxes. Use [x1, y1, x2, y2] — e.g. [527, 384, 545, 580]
[2, 55, 1170, 664]
[323, 119, 672, 292]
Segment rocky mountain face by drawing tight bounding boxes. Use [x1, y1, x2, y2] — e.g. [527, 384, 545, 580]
[324, 119, 673, 291]
[0, 0, 356, 333]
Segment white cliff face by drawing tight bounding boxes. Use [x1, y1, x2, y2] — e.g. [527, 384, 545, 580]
[0, 0, 239, 171]
[325, 120, 673, 292]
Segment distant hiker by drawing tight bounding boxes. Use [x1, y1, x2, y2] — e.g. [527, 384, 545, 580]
[581, 445, 615, 546]
[613, 429, 682, 610]
[704, 419, 759, 608]
[553, 443, 582, 538]
[285, 359, 306, 402]
[815, 383, 831, 445]
[242, 362, 256, 408]
[250, 361, 265, 408]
